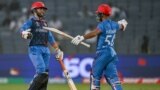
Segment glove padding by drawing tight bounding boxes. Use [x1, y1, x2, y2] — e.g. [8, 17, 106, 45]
[118, 19, 128, 31]
[22, 29, 32, 39]
[71, 35, 84, 45]
[55, 49, 63, 60]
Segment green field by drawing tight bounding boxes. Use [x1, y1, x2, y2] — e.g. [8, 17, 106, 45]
[0, 83, 160, 90]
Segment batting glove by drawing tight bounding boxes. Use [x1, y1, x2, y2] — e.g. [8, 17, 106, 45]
[118, 19, 128, 31]
[21, 29, 32, 39]
[71, 35, 84, 45]
[55, 49, 64, 60]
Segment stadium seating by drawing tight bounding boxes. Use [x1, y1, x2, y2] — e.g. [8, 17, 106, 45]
[0, 0, 159, 54]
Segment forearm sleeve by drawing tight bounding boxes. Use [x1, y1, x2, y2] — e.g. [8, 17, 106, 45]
[19, 19, 32, 33]
[48, 31, 56, 45]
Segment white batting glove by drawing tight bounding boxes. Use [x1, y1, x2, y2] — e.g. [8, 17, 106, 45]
[118, 19, 128, 31]
[55, 49, 64, 60]
[71, 35, 84, 45]
[21, 29, 32, 39]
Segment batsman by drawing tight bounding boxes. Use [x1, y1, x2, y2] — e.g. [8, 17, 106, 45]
[71, 4, 128, 90]
[19, 1, 63, 90]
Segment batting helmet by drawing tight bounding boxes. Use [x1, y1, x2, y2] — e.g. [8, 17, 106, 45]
[31, 1, 47, 10]
[96, 4, 112, 16]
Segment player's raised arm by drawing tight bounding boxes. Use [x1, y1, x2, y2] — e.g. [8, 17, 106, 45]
[71, 29, 100, 45]
[20, 20, 33, 39]
[83, 29, 101, 39]
[118, 19, 128, 31]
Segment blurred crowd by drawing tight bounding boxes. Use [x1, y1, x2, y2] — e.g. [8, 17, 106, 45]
[0, 0, 157, 54]
[0, 0, 29, 32]
[0, 0, 128, 32]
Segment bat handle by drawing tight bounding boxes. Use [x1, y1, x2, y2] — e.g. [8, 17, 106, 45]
[58, 59, 78, 90]
[80, 42, 90, 48]
[58, 59, 66, 71]
[65, 34, 90, 48]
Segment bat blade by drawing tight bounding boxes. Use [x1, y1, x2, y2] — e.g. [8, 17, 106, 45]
[43, 27, 90, 48]
[63, 70, 77, 90]
[58, 60, 77, 90]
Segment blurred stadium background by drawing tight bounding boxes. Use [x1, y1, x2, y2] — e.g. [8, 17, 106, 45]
[0, 0, 160, 90]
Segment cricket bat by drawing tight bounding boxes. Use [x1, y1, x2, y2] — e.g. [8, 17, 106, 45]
[58, 59, 77, 90]
[43, 27, 90, 48]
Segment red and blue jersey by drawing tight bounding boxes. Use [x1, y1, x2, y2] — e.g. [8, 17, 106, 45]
[20, 16, 55, 46]
[96, 19, 119, 51]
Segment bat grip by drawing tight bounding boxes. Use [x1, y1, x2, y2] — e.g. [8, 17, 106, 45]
[65, 34, 90, 48]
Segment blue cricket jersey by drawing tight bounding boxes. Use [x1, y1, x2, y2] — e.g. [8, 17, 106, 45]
[20, 16, 55, 46]
[96, 19, 120, 51]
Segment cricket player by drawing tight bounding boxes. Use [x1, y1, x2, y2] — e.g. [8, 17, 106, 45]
[20, 1, 63, 90]
[71, 4, 128, 90]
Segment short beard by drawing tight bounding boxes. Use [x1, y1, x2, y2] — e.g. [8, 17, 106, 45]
[96, 13, 103, 22]
[36, 12, 43, 18]
[34, 10, 44, 18]
[96, 16, 102, 22]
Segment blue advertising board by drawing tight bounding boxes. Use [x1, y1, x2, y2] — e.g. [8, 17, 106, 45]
[0, 54, 160, 79]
